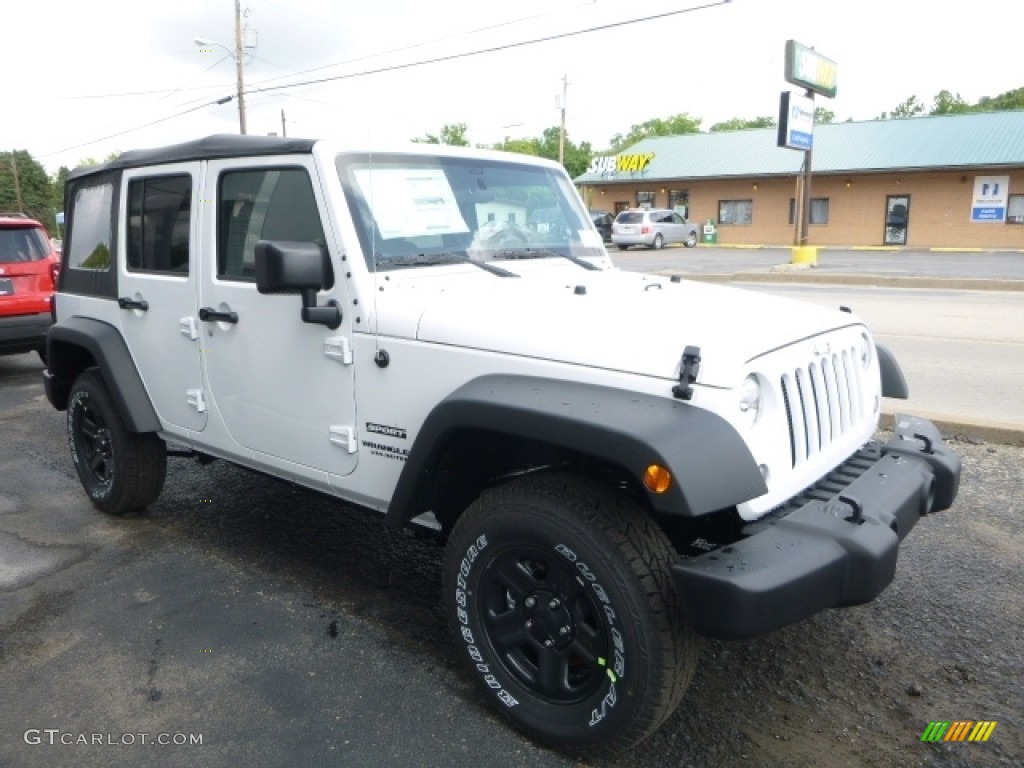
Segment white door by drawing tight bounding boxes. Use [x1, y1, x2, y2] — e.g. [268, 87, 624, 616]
[197, 157, 357, 478]
[117, 164, 207, 434]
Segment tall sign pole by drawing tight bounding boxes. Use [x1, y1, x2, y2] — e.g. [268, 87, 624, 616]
[778, 40, 837, 262]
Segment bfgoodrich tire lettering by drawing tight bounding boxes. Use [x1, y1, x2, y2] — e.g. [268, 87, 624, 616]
[67, 368, 166, 515]
[444, 473, 697, 757]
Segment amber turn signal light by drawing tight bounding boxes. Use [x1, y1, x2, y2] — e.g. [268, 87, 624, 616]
[643, 464, 672, 494]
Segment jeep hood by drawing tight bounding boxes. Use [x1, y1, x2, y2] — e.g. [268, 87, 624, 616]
[373, 266, 862, 388]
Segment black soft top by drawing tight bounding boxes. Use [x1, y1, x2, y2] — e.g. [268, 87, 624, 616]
[68, 135, 317, 180]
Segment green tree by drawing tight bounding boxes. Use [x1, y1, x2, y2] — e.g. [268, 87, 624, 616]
[931, 90, 972, 115]
[495, 127, 593, 179]
[413, 122, 470, 146]
[499, 137, 540, 156]
[51, 166, 71, 217]
[709, 116, 776, 132]
[0, 150, 57, 230]
[814, 107, 836, 124]
[532, 127, 593, 178]
[975, 86, 1024, 111]
[608, 113, 702, 152]
[878, 95, 925, 120]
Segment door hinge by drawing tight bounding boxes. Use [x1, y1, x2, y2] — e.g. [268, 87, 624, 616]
[329, 425, 357, 453]
[323, 336, 353, 365]
[179, 316, 199, 340]
[186, 389, 207, 413]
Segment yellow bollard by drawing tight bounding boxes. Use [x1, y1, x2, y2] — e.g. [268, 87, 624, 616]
[791, 246, 818, 266]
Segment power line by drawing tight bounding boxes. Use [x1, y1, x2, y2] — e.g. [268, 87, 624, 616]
[39, 0, 731, 159]
[38, 100, 224, 159]
[247, 0, 597, 90]
[59, 0, 592, 102]
[247, 1, 731, 97]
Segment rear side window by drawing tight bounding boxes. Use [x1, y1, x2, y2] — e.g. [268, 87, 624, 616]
[67, 183, 114, 271]
[217, 167, 327, 282]
[127, 174, 192, 274]
[0, 226, 49, 263]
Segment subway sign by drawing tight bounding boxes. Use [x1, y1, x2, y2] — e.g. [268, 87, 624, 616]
[784, 40, 837, 99]
[587, 153, 656, 176]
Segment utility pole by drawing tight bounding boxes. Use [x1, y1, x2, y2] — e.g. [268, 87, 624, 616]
[9, 152, 24, 213]
[281, 109, 287, 137]
[234, 0, 247, 134]
[558, 74, 568, 165]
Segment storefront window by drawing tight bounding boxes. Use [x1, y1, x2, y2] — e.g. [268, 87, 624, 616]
[719, 199, 753, 226]
[669, 189, 689, 219]
[636, 191, 656, 209]
[788, 198, 830, 225]
[1008, 194, 1024, 224]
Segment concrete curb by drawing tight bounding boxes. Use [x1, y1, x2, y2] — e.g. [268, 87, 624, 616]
[695, 243, 1024, 254]
[671, 271, 1024, 292]
[880, 410, 1024, 447]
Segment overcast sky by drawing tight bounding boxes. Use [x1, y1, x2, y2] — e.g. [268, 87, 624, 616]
[6, 0, 1023, 175]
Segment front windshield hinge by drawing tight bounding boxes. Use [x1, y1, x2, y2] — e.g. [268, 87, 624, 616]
[672, 346, 702, 400]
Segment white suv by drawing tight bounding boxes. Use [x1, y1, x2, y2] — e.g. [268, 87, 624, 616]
[44, 135, 960, 758]
[612, 207, 699, 250]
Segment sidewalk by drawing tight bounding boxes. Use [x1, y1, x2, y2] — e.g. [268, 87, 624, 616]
[641, 246, 1024, 290]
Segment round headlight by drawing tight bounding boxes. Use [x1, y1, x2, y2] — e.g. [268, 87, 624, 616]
[738, 374, 761, 424]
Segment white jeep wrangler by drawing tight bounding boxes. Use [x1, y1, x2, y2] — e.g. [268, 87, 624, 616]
[44, 135, 960, 757]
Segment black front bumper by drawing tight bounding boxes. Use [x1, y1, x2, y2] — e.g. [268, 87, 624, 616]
[673, 415, 961, 639]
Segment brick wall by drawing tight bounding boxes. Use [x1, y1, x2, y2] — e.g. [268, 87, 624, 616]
[583, 168, 1024, 248]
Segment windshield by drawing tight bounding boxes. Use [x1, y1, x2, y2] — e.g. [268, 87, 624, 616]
[335, 153, 603, 271]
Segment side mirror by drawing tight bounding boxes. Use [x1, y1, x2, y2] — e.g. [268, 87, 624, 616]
[255, 240, 342, 330]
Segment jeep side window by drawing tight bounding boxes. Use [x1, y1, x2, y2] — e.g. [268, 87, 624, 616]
[216, 167, 328, 283]
[127, 174, 191, 274]
[67, 183, 114, 271]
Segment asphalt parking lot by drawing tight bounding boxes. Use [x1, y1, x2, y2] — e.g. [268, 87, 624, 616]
[2, 340, 1022, 767]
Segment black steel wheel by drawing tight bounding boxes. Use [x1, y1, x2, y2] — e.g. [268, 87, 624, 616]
[444, 473, 698, 757]
[67, 368, 166, 515]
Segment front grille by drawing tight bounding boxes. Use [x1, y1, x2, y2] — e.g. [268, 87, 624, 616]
[780, 345, 866, 468]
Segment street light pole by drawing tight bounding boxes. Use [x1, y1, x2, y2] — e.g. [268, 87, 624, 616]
[233, 0, 247, 135]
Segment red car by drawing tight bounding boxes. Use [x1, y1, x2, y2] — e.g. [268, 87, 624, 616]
[0, 213, 60, 361]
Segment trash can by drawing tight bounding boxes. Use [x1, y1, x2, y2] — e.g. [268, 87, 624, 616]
[702, 219, 718, 245]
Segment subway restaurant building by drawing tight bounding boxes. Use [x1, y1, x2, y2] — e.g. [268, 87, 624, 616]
[575, 111, 1024, 250]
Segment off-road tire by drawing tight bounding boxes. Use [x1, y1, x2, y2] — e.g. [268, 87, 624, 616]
[67, 368, 166, 515]
[444, 472, 698, 758]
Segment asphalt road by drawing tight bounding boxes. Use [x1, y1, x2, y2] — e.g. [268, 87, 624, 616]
[2, 346, 1022, 768]
[613, 247, 1024, 444]
[611, 247, 1024, 284]
[734, 284, 1024, 438]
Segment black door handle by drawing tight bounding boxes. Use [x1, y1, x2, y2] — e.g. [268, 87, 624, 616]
[199, 307, 239, 324]
[118, 297, 149, 311]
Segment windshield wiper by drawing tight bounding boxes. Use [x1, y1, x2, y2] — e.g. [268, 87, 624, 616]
[382, 253, 518, 277]
[490, 248, 602, 272]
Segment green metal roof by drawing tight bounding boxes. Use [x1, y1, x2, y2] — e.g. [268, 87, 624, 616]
[575, 110, 1024, 184]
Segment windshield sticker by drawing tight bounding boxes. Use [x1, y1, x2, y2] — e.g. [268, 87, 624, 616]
[353, 168, 469, 239]
[579, 230, 603, 248]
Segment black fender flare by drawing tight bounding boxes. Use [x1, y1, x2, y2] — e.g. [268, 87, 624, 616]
[387, 375, 767, 524]
[876, 343, 909, 399]
[44, 317, 161, 433]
